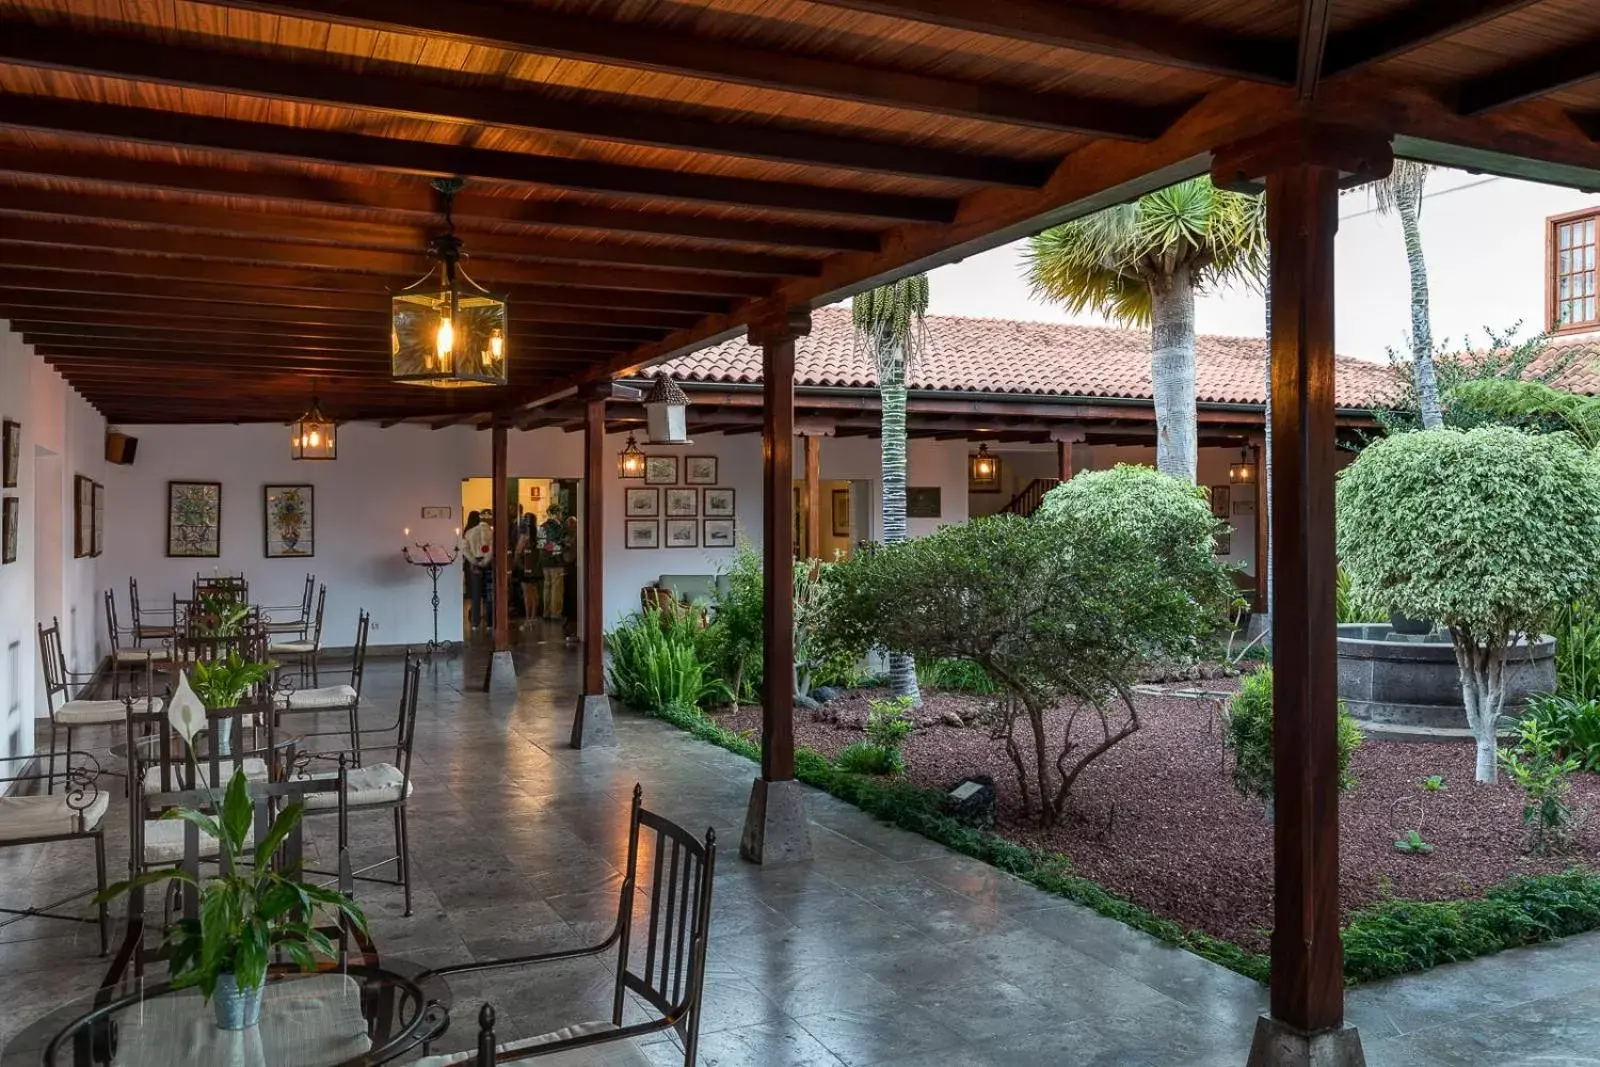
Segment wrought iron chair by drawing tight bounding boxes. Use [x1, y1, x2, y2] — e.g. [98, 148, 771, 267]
[128, 577, 175, 649]
[102, 588, 154, 697]
[269, 583, 326, 686]
[275, 610, 370, 762]
[38, 617, 163, 792]
[415, 786, 716, 1066]
[265, 572, 317, 639]
[194, 571, 249, 602]
[0, 751, 109, 954]
[295, 650, 419, 915]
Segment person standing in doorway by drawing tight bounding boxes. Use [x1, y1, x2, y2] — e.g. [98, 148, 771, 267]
[515, 512, 541, 627]
[463, 507, 495, 632]
[563, 504, 579, 644]
[540, 503, 567, 620]
[461, 510, 482, 631]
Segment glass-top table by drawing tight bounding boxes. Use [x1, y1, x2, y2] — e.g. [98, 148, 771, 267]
[0, 961, 451, 1067]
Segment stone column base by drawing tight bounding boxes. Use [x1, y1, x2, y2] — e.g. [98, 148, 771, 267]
[1246, 1017, 1365, 1067]
[570, 693, 618, 749]
[739, 778, 813, 866]
[482, 650, 517, 693]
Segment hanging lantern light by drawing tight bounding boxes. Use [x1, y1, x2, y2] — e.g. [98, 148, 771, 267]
[617, 433, 647, 479]
[291, 381, 336, 460]
[1229, 448, 1256, 484]
[969, 442, 998, 488]
[643, 373, 691, 445]
[391, 177, 509, 388]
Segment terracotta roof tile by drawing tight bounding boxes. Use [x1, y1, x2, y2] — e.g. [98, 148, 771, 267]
[660, 307, 1394, 408]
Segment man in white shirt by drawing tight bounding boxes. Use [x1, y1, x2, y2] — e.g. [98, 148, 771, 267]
[463, 509, 495, 631]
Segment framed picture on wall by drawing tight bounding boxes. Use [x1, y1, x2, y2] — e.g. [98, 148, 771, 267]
[625, 519, 659, 550]
[264, 485, 314, 558]
[1, 420, 18, 489]
[645, 456, 679, 485]
[1209, 485, 1231, 519]
[664, 518, 698, 548]
[906, 486, 942, 518]
[684, 456, 718, 484]
[703, 488, 735, 517]
[91, 481, 104, 558]
[665, 488, 698, 517]
[1, 497, 16, 564]
[831, 488, 851, 536]
[167, 481, 222, 558]
[703, 518, 735, 548]
[73, 475, 93, 559]
[625, 487, 659, 518]
[1214, 530, 1233, 555]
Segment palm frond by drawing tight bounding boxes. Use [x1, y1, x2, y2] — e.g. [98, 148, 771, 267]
[1370, 160, 1431, 218]
[1448, 379, 1600, 450]
[851, 274, 930, 378]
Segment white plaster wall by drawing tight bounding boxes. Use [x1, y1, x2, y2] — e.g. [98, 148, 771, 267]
[816, 436, 969, 539]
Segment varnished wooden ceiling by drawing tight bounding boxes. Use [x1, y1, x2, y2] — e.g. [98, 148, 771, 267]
[1, 0, 1599, 425]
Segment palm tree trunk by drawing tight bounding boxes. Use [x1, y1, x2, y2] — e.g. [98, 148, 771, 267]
[880, 345, 922, 706]
[1150, 267, 1198, 482]
[1396, 187, 1443, 429]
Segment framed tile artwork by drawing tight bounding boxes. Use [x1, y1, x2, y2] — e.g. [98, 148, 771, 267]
[91, 481, 104, 558]
[645, 456, 679, 485]
[625, 487, 659, 518]
[1, 419, 17, 489]
[1, 497, 16, 564]
[264, 484, 314, 558]
[73, 475, 94, 559]
[625, 519, 659, 549]
[831, 488, 851, 536]
[665, 488, 698, 517]
[167, 480, 222, 558]
[684, 456, 718, 484]
[703, 518, 735, 548]
[906, 486, 941, 518]
[1209, 485, 1230, 518]
[703, 487, 735, 517]
[664, 518, 699, 548]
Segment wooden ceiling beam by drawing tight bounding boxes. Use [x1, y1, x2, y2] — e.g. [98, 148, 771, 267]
[39, 344, 608, 366]
[0, 97, 958, 223]
[803, 0, 1293, 84]
[8, 312, 663, 345]
[0, 20, 1050, 188]
[0, 218, 774, 297]
[207, 0, 1175, 138]
[0, 148, 880, 253]
[1296, 0, 1335, 101]
[25, 329, 615, 358]
[1456, 38, 1600, 115]
[0, 187, 825, 278]
[1321, 0, 1545, 78]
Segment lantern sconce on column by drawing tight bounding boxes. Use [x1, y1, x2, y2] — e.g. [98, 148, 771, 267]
[643, 373, 691, 445]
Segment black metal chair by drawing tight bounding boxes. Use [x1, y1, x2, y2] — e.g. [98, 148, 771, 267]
[38, 617, 161, 792]
[193, 571, 249, 602]
[265, 572, 317, 639]
[0, 752, 109, 954]
[128, 577, 175, 649]
[103, 588, 156, 698]
[269, 583, 326, 686]
[415, 786, 716, 1066]
[274, 609, 370, 762]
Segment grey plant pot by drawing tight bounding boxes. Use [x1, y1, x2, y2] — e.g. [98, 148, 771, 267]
[1388, 610, 1433, 637]
[213, 971, 264, 1030]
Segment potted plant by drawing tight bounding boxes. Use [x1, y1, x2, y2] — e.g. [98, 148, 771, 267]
[100, 675, 368, 1030]
[189, 652, 271, 755]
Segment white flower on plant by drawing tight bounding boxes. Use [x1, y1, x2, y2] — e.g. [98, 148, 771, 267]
[168, 670, 206, 745]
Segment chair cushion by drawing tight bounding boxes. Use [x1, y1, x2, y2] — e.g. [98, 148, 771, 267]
[115, 648, 155, 663]
[301, 763, 410, 809]
[141, 757, 269, 794]
[274, 684, 357, 710]
[268, 640, 317, 654]
[413, 1020, 618, 1067]
[55, 697, 163, 726]
[265, 620, 307, 634]
[0, 791, 110, 841]
[142, 818, 254, 864]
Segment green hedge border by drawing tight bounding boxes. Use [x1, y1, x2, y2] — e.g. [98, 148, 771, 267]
[643, 702, 1600, 985]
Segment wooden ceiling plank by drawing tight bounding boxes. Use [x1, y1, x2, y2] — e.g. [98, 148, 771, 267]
[1321, 0, 1546, 78]
[0, 147, 880, 253]
[7, 311, 665, 345]
[803, 0, 1293, 84]
[0, 97, 958, 223]
[207, 0, 1174, 138]
[0, 19, 1051, 188]
[1457, 38, 1600, 115]
[0, 188, 826, 277]
[1296, 0, 1335, 101]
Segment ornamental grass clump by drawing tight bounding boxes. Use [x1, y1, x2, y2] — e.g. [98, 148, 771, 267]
[1337, 426, 1600, 783]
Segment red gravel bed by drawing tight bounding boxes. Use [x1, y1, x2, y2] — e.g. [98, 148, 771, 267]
[715, 684, 1600, 949]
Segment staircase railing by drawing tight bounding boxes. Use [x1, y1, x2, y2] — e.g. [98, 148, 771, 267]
[998, 478, 1060, 518]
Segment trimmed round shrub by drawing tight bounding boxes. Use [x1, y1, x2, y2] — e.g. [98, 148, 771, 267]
[1225, 667, 1363, 800]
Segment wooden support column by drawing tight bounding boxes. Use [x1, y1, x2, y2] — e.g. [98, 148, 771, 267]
[483, 420, 516, 693]
[803, 432, 822, 559]
[1214, 121, 1389, 1067]
[571, 390, 617, 747]
[1050, 424, 1085, 483]
[741, 306, 813, 866]
[1252, 436, 1269, 617]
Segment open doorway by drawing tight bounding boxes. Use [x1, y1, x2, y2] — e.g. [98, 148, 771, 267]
[794, 478, 872, 560]
[459, 476, 581, 643]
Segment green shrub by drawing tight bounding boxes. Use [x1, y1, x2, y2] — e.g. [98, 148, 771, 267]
[916, 657, 999, 695]
[1553, 598, 1600, 704]
[1224, 667, 1362, 801]
[1519, 692, 1600, 773]
[1335, 567, 1385, 624]
[1500, 718, 1582, 854]
[701, 545, 764, 703]
[605, 608, 730, 713]
[834, 697, 915, 777]
[836, 742, 903, 775]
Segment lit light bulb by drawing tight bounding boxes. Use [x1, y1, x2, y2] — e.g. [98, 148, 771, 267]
[404, 527, 410, 538]
[308, 429, 321, 447]
[436, 316, 454, 358]
[489, 331, 504, 361]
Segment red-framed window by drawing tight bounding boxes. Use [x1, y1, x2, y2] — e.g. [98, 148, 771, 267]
[1549, 210, 1600, 333]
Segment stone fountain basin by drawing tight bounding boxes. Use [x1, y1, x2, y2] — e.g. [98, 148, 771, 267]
[1336, 624, 1556, 741]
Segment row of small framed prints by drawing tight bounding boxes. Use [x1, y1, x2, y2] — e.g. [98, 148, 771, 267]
[627, 517, 734, 550]
[625, 486, 733, 519]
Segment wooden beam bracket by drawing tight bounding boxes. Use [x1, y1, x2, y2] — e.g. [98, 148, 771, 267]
[1211, 120, 1394, 189]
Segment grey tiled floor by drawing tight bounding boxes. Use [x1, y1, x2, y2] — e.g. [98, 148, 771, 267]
[6, 634, 1600, 1065]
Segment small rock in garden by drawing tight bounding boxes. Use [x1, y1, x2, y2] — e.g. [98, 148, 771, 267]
[940, 710, 965, 728]
[943, 774, 997, 829]
[811, 685, 840, 704]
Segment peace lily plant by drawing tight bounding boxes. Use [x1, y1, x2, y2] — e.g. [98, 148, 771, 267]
[98, 671, 368, 1030]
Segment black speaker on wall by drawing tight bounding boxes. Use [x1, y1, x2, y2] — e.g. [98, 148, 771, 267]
[105, 431, 138, 465]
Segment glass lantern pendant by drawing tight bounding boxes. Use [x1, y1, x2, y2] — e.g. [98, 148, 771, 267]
[617, 433, 646, 479]
[1229, 448, 1256, 484]
[291, 386, 336, 460]
[969, 442, 997, 487]
[391, 177, 509, 388]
